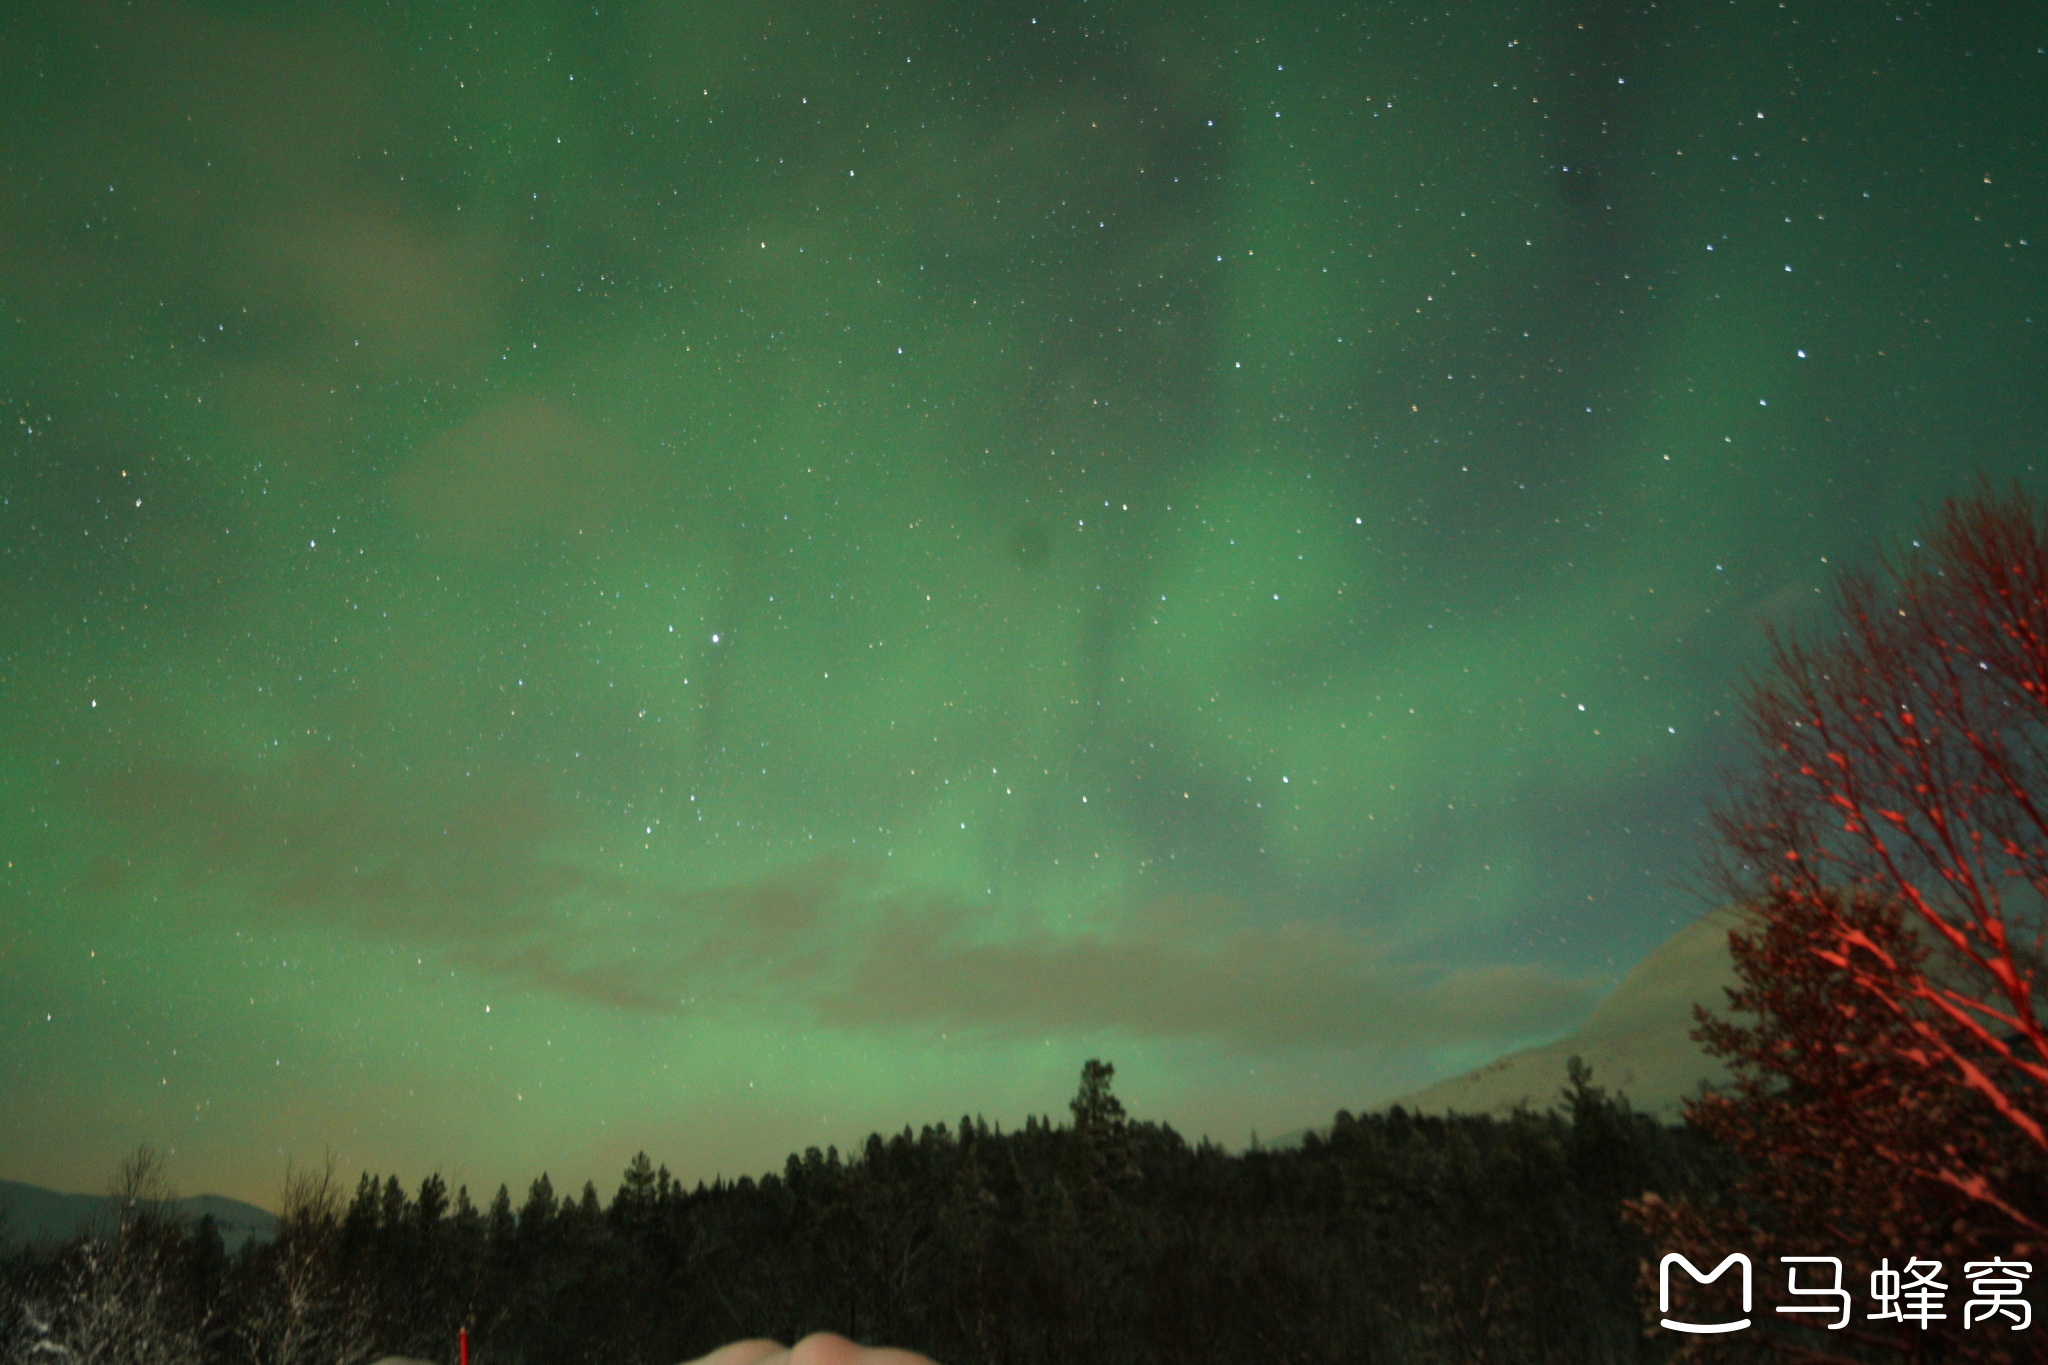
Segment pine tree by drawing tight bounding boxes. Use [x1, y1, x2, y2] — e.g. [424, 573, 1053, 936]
[379, 1175, 408, 1231]
[416, 1173, 448, 1229]
[1069, 1059, 1127, 1133]
[486, 1186, 514, 1246]
[613, 1152, 659, 1233]
[1069, 1059, 1141, 1187]
[520, 1174, 557, 1235]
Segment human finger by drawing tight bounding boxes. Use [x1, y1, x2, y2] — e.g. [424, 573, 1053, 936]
[679, 1339, 790, 1365]
[785, 1332, 940, 1365]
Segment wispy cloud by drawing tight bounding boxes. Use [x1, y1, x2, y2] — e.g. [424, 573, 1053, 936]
[387, 394, 646, 556]
[808, 893, 1595, 1050]
[84, 756, 1597, 1052]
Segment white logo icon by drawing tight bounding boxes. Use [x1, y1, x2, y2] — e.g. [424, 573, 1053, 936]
[1660, 1253, 1753, 1334]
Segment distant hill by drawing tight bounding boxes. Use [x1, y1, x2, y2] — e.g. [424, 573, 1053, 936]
[0, 1180, 277, 1252]
[1262, 900, 2002, 1153]
[1261, 906, 1750, 1151]
[1386, 905, 1747, 1123]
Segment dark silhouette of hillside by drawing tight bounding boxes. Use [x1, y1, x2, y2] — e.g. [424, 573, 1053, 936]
[0, 1181, 277, 1254]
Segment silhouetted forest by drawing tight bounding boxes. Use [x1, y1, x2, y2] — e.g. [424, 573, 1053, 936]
[1, 1061, 1743, 1365]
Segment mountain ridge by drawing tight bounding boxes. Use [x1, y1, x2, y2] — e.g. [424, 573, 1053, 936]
[1259, 898, 1999, 1152]
[0, 1180, 278, 1252]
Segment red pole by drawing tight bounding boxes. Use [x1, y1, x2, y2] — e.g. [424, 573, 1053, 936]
[460, 1327, 469, 1365]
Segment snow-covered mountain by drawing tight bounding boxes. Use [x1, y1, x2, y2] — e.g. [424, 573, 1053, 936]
[1260, 898, 2005, 1154]
[1384, 904, 1747, 1123]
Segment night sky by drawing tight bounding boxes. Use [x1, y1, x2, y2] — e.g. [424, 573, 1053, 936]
[2, 0, 2042, 1211]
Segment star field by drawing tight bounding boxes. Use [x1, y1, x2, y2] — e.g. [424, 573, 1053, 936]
[0, 0, 2042, 1206]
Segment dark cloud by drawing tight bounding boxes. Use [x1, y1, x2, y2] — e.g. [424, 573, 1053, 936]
[387, 393, 646, 556]
[85, 755, 614, 943]
[80, 755, 1594, 1052]
[811, 893, 1597, 1051]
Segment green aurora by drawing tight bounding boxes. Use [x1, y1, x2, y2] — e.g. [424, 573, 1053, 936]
[1, 0, 2042, 1208]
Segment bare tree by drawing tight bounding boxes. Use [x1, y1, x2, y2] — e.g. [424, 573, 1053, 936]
[235, 1155, 375, 1365]
[103, 1145, 180, 1241]
[6, 1146, 206, 1365]
[1714, 485, 2048, 1232]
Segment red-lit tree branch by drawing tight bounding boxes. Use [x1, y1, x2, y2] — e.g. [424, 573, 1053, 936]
[1626, 883, 2042, 1362]
[1715, 485, 2048, 1235]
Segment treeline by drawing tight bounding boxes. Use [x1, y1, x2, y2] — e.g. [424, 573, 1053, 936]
[0, 1060, 1736, 1365]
